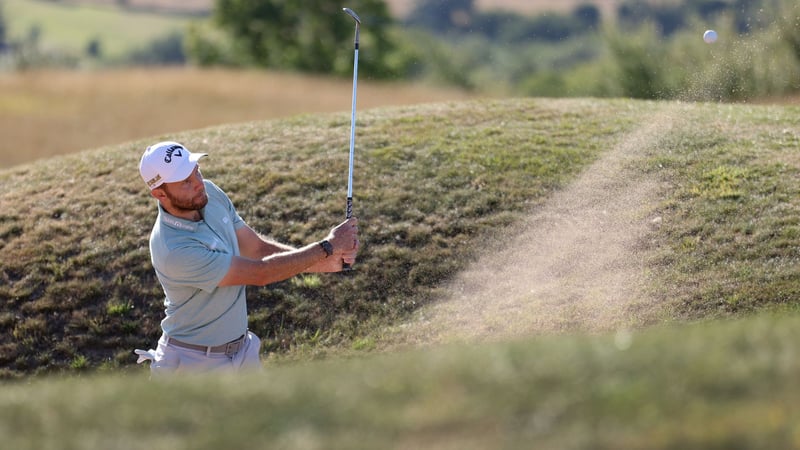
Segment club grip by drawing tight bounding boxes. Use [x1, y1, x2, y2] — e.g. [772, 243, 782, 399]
[343, 197, 354, 271]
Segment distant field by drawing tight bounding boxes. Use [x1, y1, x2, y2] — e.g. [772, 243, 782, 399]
[3, 0, 624, 67]
[387, 0, 623, 18]
[63, 0, 211, 15]
[0, 68, 476, 167]
[49, 0, 625, 19]
[3, 0, 193, 60]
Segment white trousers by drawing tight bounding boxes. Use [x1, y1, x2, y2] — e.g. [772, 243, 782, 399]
[135, 331, 262, 377]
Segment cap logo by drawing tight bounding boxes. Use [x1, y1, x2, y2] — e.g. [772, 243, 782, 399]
[146, 174, 162, 187]
[164, 145, 184, 163]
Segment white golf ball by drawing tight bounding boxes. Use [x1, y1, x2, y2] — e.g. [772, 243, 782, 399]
[703, 29, 718, 44]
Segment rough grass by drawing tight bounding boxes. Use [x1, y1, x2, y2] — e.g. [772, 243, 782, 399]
[2, 313, 800, 449]
[0, 97, 638, 378]
[642, 102, 800, 319]
[3, 97, 800, 380]
[3, 96, 800, 446]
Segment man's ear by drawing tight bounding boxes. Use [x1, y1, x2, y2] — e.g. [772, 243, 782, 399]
[149, 187, 167, 201]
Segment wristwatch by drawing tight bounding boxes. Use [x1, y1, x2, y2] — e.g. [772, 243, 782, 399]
[319, 240, 334, 257]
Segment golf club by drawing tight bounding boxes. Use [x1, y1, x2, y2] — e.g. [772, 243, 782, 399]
[343, 7, 360, 271]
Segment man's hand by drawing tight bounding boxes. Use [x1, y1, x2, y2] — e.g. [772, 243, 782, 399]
[307, 218, 359, 273]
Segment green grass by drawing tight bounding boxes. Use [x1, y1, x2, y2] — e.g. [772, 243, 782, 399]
[642, 102, 800, 319]
[2, 97, 636, 377]
[0, 96, 642, 376]
[2, 313, 800, 449]
[2, 96, 800, 445]
[3, 0, 193, 61]
[3, 97, 800, 378]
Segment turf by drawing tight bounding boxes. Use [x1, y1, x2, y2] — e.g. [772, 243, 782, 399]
[2, 96, 800, 446]
[1, 313, 799, 449]
[2, 98, 636, 377]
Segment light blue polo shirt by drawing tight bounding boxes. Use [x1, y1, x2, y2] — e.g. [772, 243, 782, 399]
[149, 180, 248, 346]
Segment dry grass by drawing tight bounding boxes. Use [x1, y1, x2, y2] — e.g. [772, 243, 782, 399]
[0, 68, 477, 168]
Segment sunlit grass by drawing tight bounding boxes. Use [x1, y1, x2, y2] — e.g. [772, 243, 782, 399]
[640, 102, 800, 319]
[4, 96, 800, 380]
[0, 97, 639, 377]
[3, 90, 800, 446]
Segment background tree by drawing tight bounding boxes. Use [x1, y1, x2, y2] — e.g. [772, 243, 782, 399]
[213, 0, 399, 78]
[573, 4, 601, 31]
[0, 4, 8, 52]
[86, 37, 102, 59]
[405, 0, 475, 33]
[127, 31, 185, 65]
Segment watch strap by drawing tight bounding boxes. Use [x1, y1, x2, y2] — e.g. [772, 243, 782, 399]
[319, 240, 334, 257]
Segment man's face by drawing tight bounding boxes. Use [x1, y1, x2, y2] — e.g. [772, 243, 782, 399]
[158, 165, 208, 212]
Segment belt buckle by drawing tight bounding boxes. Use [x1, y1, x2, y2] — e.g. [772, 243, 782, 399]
[224, 339, 242, 357]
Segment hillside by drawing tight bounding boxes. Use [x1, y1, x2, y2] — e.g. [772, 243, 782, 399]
[3, 97, 800, 379]
[387, 103, 679, 346]
[1, 97, 800, 448]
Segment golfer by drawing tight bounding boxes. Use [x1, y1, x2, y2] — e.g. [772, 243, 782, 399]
[134, 141, 359, 376]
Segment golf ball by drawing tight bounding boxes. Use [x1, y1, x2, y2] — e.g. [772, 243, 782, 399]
[703, 29, 718, 44]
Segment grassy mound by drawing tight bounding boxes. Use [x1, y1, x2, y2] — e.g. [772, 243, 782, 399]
[2, 98, 800, 380]
[2, 313, 799, 449]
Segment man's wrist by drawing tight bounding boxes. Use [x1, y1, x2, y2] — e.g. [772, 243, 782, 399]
[318, 240, 334, 258]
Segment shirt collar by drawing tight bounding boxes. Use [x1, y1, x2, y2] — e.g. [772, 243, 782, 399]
[158, 204, 200, 232]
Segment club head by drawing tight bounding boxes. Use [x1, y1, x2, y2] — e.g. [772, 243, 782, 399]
[343, 7, 361, 24]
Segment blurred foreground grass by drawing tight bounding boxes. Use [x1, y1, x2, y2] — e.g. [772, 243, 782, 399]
[2, 313, 799, 449]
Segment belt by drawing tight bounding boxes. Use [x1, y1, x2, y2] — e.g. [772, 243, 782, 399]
[165, 334, 246, 357]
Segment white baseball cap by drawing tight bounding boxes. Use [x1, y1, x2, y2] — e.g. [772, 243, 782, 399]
[139, 141, 207, 190]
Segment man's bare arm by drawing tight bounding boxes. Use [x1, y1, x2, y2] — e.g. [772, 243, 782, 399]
[219, 218, 358, 286]
[218, 243, 330, 286]
[235, 224, 294, 260]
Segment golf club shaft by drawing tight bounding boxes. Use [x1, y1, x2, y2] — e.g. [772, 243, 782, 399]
[346, 45, 357, 220]
[343, 8, 360, 271]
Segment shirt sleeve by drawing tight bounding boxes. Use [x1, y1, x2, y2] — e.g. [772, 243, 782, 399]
[209, 179, 245, 231]
[161, 241, 232, 293]
[230, 202, 245, 231]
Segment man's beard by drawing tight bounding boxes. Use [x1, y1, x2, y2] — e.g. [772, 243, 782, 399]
[164, 187, 208, 212]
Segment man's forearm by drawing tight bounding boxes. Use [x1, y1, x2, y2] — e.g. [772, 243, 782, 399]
[237, 225, 297, 259]
[256, 238, 296, 258]
[219, 242, 329, 287]
[258, 242, 330, 281]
